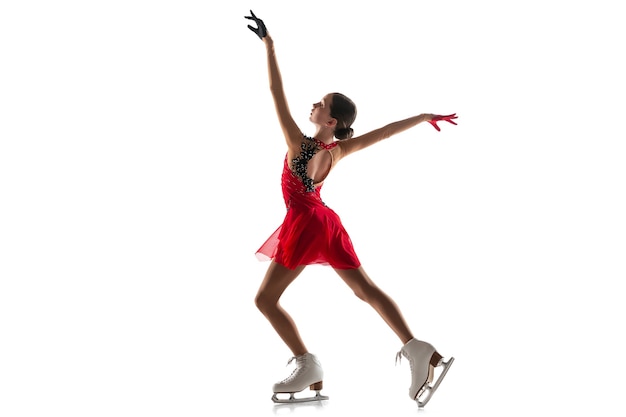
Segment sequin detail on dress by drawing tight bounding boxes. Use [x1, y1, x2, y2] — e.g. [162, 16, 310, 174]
[291, 137, 318, 193]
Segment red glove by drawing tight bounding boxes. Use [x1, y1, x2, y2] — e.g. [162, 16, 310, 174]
[428, 113, 458, 131]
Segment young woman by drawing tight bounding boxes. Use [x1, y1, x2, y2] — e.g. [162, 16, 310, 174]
[245, 10, 456, 407]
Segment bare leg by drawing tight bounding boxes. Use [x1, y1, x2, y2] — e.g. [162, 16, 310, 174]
[255, 261, 308, 356]
[334, 266, 414, 344]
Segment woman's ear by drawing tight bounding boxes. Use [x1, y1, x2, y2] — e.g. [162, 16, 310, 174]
[327, 118, 337, 128]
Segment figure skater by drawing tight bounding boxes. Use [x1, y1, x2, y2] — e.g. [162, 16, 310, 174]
[245, 10, 456, 408]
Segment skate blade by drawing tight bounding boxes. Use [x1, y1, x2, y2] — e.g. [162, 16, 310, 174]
[417, 357, 454, 408]
[272, 390, 329, 404]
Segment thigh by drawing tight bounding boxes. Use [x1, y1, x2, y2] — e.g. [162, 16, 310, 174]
[257, 261, 306, 300]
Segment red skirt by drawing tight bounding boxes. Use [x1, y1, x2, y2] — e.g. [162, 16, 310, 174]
[256, 203, 361, 270]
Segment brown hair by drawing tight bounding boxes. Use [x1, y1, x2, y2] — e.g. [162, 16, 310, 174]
[330, 93, 357, 140]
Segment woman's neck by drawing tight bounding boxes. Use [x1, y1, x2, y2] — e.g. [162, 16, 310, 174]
[313, 127, 335, 144]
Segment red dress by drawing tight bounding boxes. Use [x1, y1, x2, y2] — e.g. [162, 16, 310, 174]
[256, 136, 361, 270]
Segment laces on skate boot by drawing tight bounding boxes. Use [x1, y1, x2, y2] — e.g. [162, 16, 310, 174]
[271, 354, 328, 404]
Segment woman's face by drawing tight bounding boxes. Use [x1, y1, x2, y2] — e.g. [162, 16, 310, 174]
[309, 94, 334, 126]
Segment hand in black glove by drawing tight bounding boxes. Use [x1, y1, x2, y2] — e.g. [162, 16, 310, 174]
[244, 10, 267, 40]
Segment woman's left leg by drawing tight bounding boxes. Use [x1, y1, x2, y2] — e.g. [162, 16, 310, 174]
[333, 266, 414, 344]
[334, 266, 454, 406]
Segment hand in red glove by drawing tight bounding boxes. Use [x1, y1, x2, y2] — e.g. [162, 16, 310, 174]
[428, 114, 458, 131]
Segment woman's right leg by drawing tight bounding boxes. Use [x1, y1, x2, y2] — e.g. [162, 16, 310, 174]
[255, 261, 308, 356]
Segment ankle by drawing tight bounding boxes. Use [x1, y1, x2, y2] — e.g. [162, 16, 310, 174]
[402, 336, 415, 345]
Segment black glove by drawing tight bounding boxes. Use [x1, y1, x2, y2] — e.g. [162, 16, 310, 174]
[244, 10, 267, 40]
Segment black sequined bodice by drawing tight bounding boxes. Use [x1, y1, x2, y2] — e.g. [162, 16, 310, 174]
[290, 136, 319, 193]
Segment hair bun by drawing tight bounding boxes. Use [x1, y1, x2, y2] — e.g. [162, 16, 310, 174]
[335, 127, 354, 140]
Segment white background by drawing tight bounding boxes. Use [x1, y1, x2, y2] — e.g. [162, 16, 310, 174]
[1, 1, 625, 416]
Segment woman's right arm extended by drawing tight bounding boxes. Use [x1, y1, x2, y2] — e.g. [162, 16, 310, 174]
[245, 11, 301, 148]
[263, 35, 302, 148]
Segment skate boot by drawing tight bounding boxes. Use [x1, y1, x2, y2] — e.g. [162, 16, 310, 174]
[272, 353, 328, 403]
[396, 338, 454, 408]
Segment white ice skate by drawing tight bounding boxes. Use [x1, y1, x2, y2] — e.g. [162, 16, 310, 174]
[271, 353, 329, 403]
[396, 338, 454, 408]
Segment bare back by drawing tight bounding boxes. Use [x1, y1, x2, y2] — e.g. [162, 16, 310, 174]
[287, 136, 339, 189]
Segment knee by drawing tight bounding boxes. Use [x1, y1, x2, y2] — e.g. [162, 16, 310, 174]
[353, 279, 389, 305]
[254, 290, 276, 314]
[351, 282, 376, 303]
